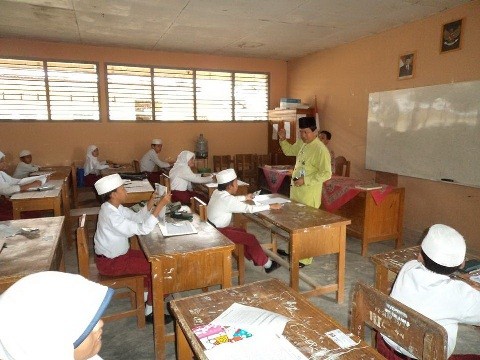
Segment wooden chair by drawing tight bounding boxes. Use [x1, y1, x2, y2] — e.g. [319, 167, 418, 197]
[76, 214, 146, 328]
[190, 196, 245, 286]
[334, 156, 351, 177]
[212, 155, 233, 172]
[349, 282, 448, 360]
[71, 162, 99, 208]
[133, 159, 140, 172]
[234, 154, 257, 190]
[256, 153, 272, 167]
[159, 173, 171, 193]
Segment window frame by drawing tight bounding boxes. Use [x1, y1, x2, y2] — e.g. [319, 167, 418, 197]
[0, 57, 101, 122]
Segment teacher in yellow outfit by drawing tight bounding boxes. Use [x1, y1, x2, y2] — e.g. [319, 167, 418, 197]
[277, 116, 332, 267]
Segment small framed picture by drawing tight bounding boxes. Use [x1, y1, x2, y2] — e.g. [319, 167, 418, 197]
[398, 52, 415, 79]
[440, 19, 463, 53]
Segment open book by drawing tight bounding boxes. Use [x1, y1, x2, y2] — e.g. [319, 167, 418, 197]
[158, 220, 197, 237]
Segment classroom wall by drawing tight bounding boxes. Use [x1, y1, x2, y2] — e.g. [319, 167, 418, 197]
[0, 38, 287, 169]
[287, 1, 480, 251]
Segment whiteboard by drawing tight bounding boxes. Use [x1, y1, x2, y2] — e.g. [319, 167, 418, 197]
[366, 80, 480, 188]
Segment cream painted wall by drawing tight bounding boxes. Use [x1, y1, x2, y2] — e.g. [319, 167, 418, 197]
[0, 38, 287, 170]
[287, 1, 480, 251]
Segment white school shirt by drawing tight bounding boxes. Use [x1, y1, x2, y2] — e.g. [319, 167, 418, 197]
[207, 189, 270, 228]
[94, 202, 159, 258]
[13, 161, 39, 179]
[169, 164, 212, 191]
[84, 156, 109, 176]
[382, 260, 480, 358]
[140, 149, 170, 172]
[0, 171, 22, 197]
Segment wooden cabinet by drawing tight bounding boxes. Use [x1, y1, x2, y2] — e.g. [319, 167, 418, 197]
[268, 109, 315, 165]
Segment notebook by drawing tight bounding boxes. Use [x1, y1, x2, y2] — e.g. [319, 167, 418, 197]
[158, 220, 197, 237]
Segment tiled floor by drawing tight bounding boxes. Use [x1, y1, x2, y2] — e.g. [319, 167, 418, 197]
[65, 221, 480, 359]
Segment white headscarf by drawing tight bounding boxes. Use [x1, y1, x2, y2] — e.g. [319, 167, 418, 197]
[84, 145, 99, 176]
[0, 150, 5, 160]
[169, 151, 195, 177]
[0, 271, 113, 360]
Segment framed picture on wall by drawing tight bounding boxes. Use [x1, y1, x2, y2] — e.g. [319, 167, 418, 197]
[440, 19, 463, 53]
[398, 52, 415, 79]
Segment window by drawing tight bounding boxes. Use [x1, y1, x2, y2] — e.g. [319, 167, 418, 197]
[106, 64, 268, 121]
[0, 58, 99, 121]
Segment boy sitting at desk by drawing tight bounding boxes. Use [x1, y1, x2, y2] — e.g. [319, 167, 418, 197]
[140, 138, 172, 185]
[94, 173, 172, 324]
[207, 168, 281, 274]
[13, 149, 40, 179]
[378, 224, 480, 359]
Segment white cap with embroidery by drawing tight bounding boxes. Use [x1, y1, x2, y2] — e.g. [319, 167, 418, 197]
[421, 224, 466, 267]
[94, 173, 124, 195]
[216, 168, 237, 185]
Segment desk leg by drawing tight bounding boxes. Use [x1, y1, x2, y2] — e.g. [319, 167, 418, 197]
[374, 264, 389, 294]
[151, 261, 166, 360]
[337, 225, 346, 303]
[175, 322, 193, 360]
[12, 206, 21, 220]
[289, 234, 300, 292]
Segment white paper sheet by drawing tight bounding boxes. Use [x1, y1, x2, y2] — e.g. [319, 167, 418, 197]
[253, 195, 291, 206]
[272, 124, 279, 140]
[284, 122, 291, 139]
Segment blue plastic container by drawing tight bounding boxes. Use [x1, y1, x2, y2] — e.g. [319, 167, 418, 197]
[76, 167, 85, 187]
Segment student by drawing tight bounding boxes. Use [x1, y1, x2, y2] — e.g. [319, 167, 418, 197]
[139, 139, 171, 184]
[319, 130, 335, 172]
[169, 150, 212, 205]
[378, 224, 480, 360]
[13, 149, 40, 179]
[0, 271, 114, 360]
[277, 117, 332, 267]
[93, 173, 171, 324]
[84, 145, 110, 187]
[207, 168, 281, 274]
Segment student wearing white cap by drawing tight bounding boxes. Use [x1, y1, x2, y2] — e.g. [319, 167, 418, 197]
[207, 168, 282, 274]
[12, 149, 40, 179]
[93, 174, 172, 324]
[378, 224, 480, 359]
[0, 271, 114, 360]
[140, 139, 172, 184]
[84, 145, 111, 187]
[277, 116, 331, 267]
[0, 150, 46, 220]
[169, 150, 212, 205]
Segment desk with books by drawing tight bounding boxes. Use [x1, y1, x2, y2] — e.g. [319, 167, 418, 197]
[170, 278, 384, 360]
[138, 214, 235, 360]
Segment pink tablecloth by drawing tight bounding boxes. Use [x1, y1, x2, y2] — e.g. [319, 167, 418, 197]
[262, 166, 292, 194]
[322, 176, 393, 212]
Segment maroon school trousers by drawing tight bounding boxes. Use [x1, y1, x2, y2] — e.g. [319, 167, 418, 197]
[218, 226, 268, 266]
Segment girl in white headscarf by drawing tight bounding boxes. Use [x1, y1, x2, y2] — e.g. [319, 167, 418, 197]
[0, 150, 46, 220]
[84, 145, 110, 187]
[0, 271, 114, 360]
[169, 150, 213, 205]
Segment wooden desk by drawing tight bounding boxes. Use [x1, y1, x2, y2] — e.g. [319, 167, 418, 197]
[371, 245, 480, 294]
[100, 164, 135, 176]
[138, 215, 235, 360]
[322, 177, 405, 256]
[196, 180, 249, 199]
[0, 216, 65, 293]
[10, 179, 64, 219]
[170, 278, 384, 360]
[124, 180, 154, 205]
[243, 194, 350, 302]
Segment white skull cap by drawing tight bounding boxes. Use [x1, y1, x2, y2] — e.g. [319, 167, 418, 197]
[421, 224, 466, 267]
[19, 150, 31, 158]
[216, 168, 237, 184]
[151, 139, 162, 145]
[94, 174, 124, 195]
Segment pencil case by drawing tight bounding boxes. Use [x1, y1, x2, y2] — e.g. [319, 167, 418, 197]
[459, 259, 480, 273]
[170, 211, 193, 221]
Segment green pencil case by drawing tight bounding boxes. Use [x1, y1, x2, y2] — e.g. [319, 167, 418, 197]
[459, 259, 480, 273]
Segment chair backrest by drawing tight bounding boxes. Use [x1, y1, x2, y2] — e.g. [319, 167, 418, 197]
[349, 282, 448, 360]
[212, 155, 233, 172]
[76, 214, 91, 278]
[235, 154, 257, 188]
[71, 162, 79, 208]
[256, 154, 272, 167]
[133, 159, 140, 172]
[159, 173, 171, 193]
[334, 156, 351, 177]
[190, 196, 207, 221]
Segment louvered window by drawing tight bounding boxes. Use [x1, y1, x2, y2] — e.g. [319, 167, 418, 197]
[234, 72, 269, 121]
[0, 58, 99, 121]
[154, 68, 194, 121]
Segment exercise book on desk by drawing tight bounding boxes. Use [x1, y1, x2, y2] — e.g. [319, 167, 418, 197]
[253, 195, 291, 206]
[158, 220, 197, 237]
